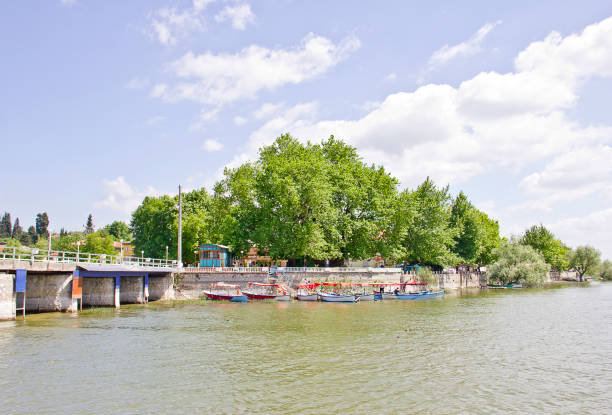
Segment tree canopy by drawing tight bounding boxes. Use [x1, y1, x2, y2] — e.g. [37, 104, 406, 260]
[520, 225, 569, 271]
[487, 242, 550, 287]
[568, 245, 601, 281]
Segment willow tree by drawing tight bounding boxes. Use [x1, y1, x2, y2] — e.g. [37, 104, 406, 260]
[488, 242, 550, 287]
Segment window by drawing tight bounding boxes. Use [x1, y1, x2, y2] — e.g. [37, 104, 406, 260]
[200, 250, 220, 259]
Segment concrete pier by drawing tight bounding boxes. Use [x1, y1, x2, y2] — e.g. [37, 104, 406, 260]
[0, 273, 15, 320]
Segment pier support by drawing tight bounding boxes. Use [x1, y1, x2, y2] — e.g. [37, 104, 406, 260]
[144, 274, 149, 303]
[114, 276, 120, 308]
[0, 273, 16, 320]
[71, 270, 83, 311]
[15, 269, 26, 317]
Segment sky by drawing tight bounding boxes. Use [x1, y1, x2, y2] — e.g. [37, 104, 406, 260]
[1, 0, 611, 259]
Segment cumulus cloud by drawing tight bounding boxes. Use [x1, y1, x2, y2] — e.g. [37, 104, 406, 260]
[253, 102, 286, 120]
[148, 0, 215, 45]
[550, 208, 612, 259]
[153, 33, 361, 105]
[239, 16, 612, 196]
[95, 177, 160, 216]
[190, 108, 220, 131]
[214, 3, 255, 30]
[202, 139, 224, 152]
[428, 20, 501, 69]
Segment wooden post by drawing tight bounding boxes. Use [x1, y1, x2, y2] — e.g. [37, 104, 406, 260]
[114, 276, 120, 308]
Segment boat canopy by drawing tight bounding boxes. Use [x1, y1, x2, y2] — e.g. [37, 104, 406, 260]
[212, 283, 240, 288]
[370, 281, 427, 286]
[297, 283, 320, 289]
[248, 282, 281, 287]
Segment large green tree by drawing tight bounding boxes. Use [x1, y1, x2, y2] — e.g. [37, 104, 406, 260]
[131, 195, 177, 259]
[600, 260, 612, 281]
[401, 177, 456, 267]
[12, 218, 22, 241]
[520, 225, 569, 271]
[568, 245, 601, 281]
[102, 221, 132, 241]
[0, 213, 12, 238]
[475, 212, 502, 265]
[35, 212, 49, 238]
[487, 242, 550, 287]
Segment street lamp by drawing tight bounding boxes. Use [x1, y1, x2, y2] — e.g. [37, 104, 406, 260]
[165, 245, 168, 265]
[141, 250, 144, 265]
[77, 241, 80, 263]
[241, 250, 244, 267]
[194, 250, 198, 267]
[120, 239, 123, 263]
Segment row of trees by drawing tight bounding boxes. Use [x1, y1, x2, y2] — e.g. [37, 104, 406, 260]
[131, 135, 502, 267]
[1, 212, 49, 246]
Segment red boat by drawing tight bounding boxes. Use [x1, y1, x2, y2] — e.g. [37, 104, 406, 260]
[243, 282, 290, 301]
[203, 283, 248, 302]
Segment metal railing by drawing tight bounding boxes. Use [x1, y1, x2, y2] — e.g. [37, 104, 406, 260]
[0, 246, 177, 268]
[181, 266, 402, 273]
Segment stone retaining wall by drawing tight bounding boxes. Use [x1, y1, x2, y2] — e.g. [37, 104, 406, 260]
[149, 275, 174, 301]
[82, 277, 114, 307]
[120, 276, 144, 304]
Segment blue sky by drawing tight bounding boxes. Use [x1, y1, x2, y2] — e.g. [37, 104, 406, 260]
[1, 0, 612, 259]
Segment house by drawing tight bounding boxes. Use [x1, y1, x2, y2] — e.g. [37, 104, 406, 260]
[199, 244, 232, 267]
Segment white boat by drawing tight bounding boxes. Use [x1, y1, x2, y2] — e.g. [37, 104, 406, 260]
[274, 294, 291, 301]
[319, 293, 359, 303]
[356, 293, 374, 301]
[297, 294, 318, 301]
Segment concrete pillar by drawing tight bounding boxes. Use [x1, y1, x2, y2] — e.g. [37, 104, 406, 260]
[0, 273, 16, 320]
[71, 271, 82, 312]
[114, 276, 120, 308]
[144, 274, 149, 303]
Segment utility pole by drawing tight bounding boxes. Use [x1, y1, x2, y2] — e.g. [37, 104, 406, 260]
[178, 184, 182, 268]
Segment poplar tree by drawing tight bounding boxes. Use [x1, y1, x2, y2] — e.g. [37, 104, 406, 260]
[85, 214, 94, 234]
[0, 212, 12, 238]
[12, 218, 22, 241]
[35, 212, 49, 237]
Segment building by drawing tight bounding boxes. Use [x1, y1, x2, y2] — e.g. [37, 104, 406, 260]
[112, 240, 134, 257]
[199, 244, 232, 267]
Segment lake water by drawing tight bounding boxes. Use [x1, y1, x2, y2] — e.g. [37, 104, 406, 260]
[1, 283, 610, 414]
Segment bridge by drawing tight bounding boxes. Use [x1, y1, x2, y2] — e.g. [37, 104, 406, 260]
[0, 245, 404, 320]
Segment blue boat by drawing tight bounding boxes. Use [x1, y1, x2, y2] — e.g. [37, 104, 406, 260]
[394, 290, 445, 300]
[319, 293, 359, 303]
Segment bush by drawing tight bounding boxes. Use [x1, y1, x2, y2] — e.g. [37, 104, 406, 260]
[487, 242, 550, 287]
[600, 260, 612, 281]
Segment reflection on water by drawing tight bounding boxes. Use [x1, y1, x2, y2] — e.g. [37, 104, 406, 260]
[1, 284, 611, 414]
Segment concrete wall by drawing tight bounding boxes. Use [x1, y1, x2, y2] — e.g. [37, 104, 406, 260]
[436, 272, 486, 289]
[120, 276, 144, 304]
[149, 274, 174, 301]
[0, 273, 15, 320]
[82, 277, 114, 307]
[25, 273, 73, 312]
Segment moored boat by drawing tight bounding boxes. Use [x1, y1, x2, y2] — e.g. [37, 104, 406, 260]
[203, 283, 248, 302]
[243, 282, 290, 301]
[319, 292, 359, 303]
[297, 283, 320, 301]
[487, 283, 523, 289]
[395, 290, 445, 300]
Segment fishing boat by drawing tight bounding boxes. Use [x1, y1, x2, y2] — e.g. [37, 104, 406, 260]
[203, 283, 248, 302]
[354, 283, 374, 301]
[319, 292, 359, 303]
[487, 283, 523, 289]
[319, 282, 359, 303]
[395, 290, 445, 300]
[297, 283, 320, 301]
[243, 282, 290, 301]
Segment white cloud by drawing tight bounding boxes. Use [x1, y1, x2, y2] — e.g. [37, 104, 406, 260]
[214, 3, 255, 30]
[239, 16, 612, 194]
[145, 115, 167, 126]
[190, 108, 221, 131]
[253, 102, 286, 120]
[95, 177, 160, 216]
[153, 33, 361, 105]
[428, 20, 501, 69]
[126, 77, 150, 90]
[202, 138, 224, 152]
[385, 72, 397, 81]
[148, 0, 215, 46]
[234, 115, 248, 126]
[550, 208, 612, 259]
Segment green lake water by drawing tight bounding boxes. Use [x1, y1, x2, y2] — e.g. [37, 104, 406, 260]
[1, 283, 611, 414]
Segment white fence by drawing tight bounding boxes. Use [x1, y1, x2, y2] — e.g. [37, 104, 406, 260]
[0, 246, 175, 269]
[181, 266, 402, 273]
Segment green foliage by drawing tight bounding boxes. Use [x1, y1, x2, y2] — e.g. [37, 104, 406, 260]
[520, 225, 569, 271]
[0, 238, 21, 247]
[401, 177, 456, 267]
[27, 226, 37, 245]
[12, 218, 22, 241]
[80, 232, 115, 255]
[475, 212, 501, 265]
[600, 260, 612, 281]
[35, 212, 49, 237]
[0, 213, 12, 238]
[487, 242, 550, 287]
[131, 195, 177, 259]
[102, 221, 132, 241]
[52, 232, 84, 252]
[416, 267, 437, 285]
[568, 246, 601, 280]
[85, 214, 94, 235]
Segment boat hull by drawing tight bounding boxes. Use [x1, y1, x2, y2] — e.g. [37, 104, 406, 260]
[203, 291, 248, 302]
[319, 293, 358, 303]
[297, 294, 318, 301]
[395, 291, 444, 300]
[356, 293, 374, 301]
